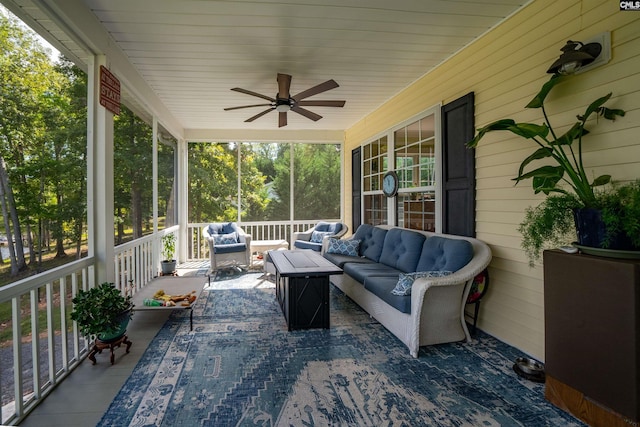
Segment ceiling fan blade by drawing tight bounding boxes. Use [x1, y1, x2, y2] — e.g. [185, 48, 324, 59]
[224, 103, 272, 111]
[245, 108, 273, 122]
[279, 112, 287, 128]
[231, 87, 275, 102]
[277, 73, 292, 99]
[291, 106, 322, 122]
[297, 100, 345, 108]
[292, 79, 339, 101]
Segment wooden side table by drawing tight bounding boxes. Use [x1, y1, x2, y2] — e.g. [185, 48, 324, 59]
[88, 335, 132, 365]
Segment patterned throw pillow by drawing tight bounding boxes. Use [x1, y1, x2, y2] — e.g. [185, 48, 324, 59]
[213, 232, 238, 245]
[391, 270, 453, 296]
[326, 238, 360, 257]
[310, 230, 334, 243]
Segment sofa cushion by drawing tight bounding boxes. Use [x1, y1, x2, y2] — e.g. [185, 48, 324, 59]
[343, 262, 402, 284]
[391, 270, 453, 296]
[352, 224, 388, 262]
[213, 232, 238, 245]
[311, 230, 333, 243]
[323, 252, 375, 269]
[363, 276, 411, 314]
[379, 229, 426, 272]
[417, 236, 474, 272]
[326, 238, 360, 256]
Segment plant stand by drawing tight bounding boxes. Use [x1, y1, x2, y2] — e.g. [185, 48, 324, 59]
[159, 270, 177, 276]
[88, 335, 132, 365]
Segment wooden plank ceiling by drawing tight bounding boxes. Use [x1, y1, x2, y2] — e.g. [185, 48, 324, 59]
[7, 0, 529, 132]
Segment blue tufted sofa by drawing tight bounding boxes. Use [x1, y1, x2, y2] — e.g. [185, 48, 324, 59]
[323, 224, 492, 357]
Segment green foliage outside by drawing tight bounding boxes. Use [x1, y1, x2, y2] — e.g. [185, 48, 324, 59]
[189, 142, 341, 223]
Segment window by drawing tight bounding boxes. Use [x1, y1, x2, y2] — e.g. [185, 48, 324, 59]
[361, 107, 439, 231]
[189, 141, 342, 223]
[395, 114, 437, 231]
[362, 136, 388, 224]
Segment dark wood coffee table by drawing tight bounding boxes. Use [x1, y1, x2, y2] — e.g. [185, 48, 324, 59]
[269, 250, 343, 331]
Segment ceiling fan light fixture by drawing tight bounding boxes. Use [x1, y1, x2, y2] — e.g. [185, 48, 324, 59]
[275, 103, 290, 112]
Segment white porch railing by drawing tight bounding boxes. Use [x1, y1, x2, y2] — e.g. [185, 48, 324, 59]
[187, 220, 331, 260]
[0, 257, 95, 425]
[113, 226, 178, 292]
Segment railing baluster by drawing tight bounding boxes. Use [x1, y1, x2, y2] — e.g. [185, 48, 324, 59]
[12, 297, 23, 421]
[30, 288, 41, 402]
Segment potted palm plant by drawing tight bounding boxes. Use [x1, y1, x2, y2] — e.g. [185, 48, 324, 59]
[161, 233, 177, 274]
[71, 282, 134, 341]
[467, 74, 640, 265]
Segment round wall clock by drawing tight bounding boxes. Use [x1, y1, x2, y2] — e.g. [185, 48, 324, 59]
[382, 171, 399, 197]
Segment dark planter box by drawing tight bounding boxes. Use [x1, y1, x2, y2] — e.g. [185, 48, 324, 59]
[544, 250, 640, 424]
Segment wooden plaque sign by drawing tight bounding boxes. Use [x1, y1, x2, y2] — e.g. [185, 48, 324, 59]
[99, 65, 121, 115]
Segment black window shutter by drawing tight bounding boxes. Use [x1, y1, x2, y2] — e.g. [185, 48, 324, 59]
[441, 92, 475, 237]
[351, 147, 362, 232]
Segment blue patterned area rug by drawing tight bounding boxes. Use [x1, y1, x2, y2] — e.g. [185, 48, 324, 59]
[98, 273, 583, 426]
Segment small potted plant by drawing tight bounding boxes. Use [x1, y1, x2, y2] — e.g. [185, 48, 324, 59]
[161, 233, 177, 274]
[71, 282, 134, 342]
[467, 74, 640, 265]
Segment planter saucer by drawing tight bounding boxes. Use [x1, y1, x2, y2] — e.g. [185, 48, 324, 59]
[572, 243, 640, 260]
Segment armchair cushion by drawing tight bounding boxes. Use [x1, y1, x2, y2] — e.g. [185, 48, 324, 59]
[311, 230, 333, 243]
[315, 221, 343, 234]
[208, 222, 238, 236]
[213, 232, 238, 245]
[213, 242, 247, 254]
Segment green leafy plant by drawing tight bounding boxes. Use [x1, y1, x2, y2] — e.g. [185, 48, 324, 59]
[467, 74, 636, 265]
[598, 180, 640, 248]
[467, 74, 625, 208]
[162, 233, 176, 261]
[518, 181, 640, 266]
[518, 194, 581, 266]
[70, 282, 133, 337]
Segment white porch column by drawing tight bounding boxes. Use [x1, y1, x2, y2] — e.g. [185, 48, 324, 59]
[87, 55, 115, 284]
[177, 138, 188, 263]
[152, 117, 159, 272]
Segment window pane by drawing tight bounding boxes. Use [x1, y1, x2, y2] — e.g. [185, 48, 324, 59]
[240, 142, 277, 221]
[157, 133, 176, 227]
[293, 143, 341, 220]
[420, 141, 436, 187]
[421, 115, 435, 139]
[188, 142, 240, 223]
[114, 106, 154, 243]
[397, 191, 436, 231]
[364, 194, 388, 226]
[407, 120, 420, 144]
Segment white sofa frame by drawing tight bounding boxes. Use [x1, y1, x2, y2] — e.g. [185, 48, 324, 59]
[329, 226, 492, 358]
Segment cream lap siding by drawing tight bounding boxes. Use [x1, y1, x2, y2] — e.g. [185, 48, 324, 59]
[344, 0, 640, 360]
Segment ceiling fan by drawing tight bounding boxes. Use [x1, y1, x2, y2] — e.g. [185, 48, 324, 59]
[224, 73, 345, 127]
